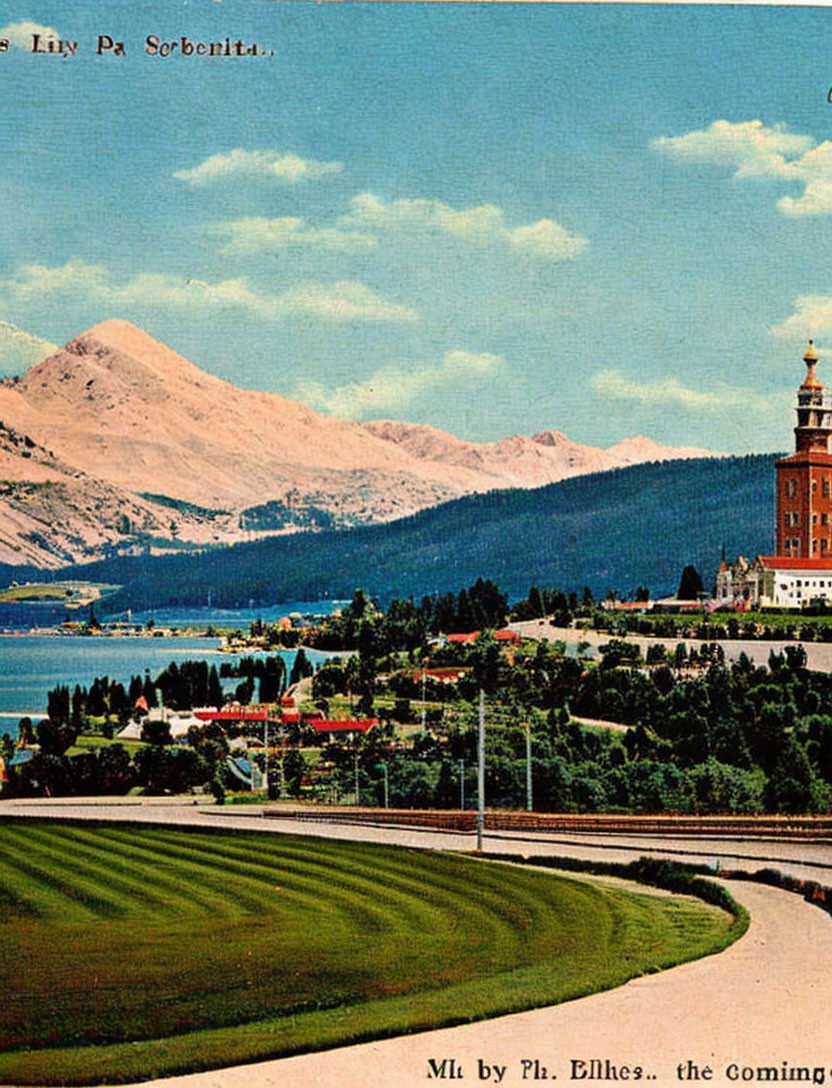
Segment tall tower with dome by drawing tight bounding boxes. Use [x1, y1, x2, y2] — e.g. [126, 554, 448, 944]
[775, 340, 832, 560]
[717, 341, 832, 608]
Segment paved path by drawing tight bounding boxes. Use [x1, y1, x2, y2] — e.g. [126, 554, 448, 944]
[3, 799, 832, 1088]
[5, 797, 832, 882]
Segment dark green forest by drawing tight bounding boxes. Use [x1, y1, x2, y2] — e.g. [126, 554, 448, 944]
[0, 454, 775, 611]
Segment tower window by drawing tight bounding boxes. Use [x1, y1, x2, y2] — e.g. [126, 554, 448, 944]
[787, 480, 798, 498]
[824, 480, 831, 498]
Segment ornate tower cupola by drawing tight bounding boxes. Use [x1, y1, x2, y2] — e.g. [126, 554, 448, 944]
[795, 340, 832, 452]
[776, 341, 832, 559]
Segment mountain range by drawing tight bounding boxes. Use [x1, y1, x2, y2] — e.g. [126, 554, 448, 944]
[0, 319, 715, 568]
[50, 453, 773, 611]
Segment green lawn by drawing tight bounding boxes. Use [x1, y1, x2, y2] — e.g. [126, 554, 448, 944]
[0, 581, 117, 604]
[0, 820, 744, 1085]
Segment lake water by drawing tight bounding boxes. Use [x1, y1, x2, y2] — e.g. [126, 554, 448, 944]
[0, 635, 339, 734]
[0, 600, 347, 633]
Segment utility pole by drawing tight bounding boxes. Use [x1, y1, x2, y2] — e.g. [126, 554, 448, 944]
[477, 686, 485, 851]
[377, 762, 389, 808]
[263, 715, 269, 798]
[458, 758, 465, 811]
[352, 733, 360, 806]
[524, 722, 533, 812]
[421, 660, 427, 729]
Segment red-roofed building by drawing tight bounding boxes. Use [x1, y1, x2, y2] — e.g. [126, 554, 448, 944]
[193, 706, 269, 724]
[309, 718, 378, 735]
[413, 667, 468, 684]
[445, 629, 519, 645]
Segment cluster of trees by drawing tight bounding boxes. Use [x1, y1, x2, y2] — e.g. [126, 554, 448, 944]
[2, 702, 237, 799]
[218, 656, 288, 704]
[155, 661, 224, 710]
[1, 742, 136, 798]
[309, 631, 831, 815]
[298, 704, 756, 815]
[247, 617, 304, 648]
[45, 674, 160, 735]
[310, 581, 509, 653]
[511, 586, 592, 624]
[562, 640, 831, 812]
[2, 739, 232, 800]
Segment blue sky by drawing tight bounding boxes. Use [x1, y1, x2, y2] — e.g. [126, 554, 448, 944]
[2, 1, 832, 453]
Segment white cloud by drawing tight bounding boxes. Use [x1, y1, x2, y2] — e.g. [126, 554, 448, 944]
[0, 260, 106, 296]
[0, 321, 57, 374]
[772, 295, 832, 339]
[0, 21, 61, 49]
[509, 219, 587, 260]
[651, 120, 811, 177]
[340, 192, 587, 260]
[297, 349, 501, 419]
[591, 368, 777, 415]
[0, 261, 417, 324]
[776, 142, 832, 217]
[652, 119, 832, 217]
[173, 150, 343, 186]
[271, 282, 416, 322]
[209, 216, 377, 255]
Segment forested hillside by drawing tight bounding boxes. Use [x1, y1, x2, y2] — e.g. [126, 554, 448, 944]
[6, 454, 774, 611]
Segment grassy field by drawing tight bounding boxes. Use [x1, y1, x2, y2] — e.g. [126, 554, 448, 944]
[0, 580, 117, 605]
[0, 820, 743, 1085]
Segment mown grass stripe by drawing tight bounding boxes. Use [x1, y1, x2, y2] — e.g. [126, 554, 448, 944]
[107, 826, 455, 934]
[38, 824, 304, 921]
[0, 838, 117, 922]
[117, 826, 594, 964]
[3, 824, 187, 918]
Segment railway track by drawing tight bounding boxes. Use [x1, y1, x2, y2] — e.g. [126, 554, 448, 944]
[261, 806, 832, 840]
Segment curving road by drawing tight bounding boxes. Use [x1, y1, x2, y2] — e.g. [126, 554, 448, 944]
[2, 798, 832, 1088]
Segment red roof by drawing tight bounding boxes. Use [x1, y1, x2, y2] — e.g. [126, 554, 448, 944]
[759, 556, 832, 571]
[309, 718, 379, 734]
[776, 451, 832, 466]
[446, 629, 518, 643]
[194, 707, 269, 722]
[415, 667, 467, 682]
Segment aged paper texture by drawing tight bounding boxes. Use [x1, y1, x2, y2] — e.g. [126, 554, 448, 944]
[2, 1, 831, 1086]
